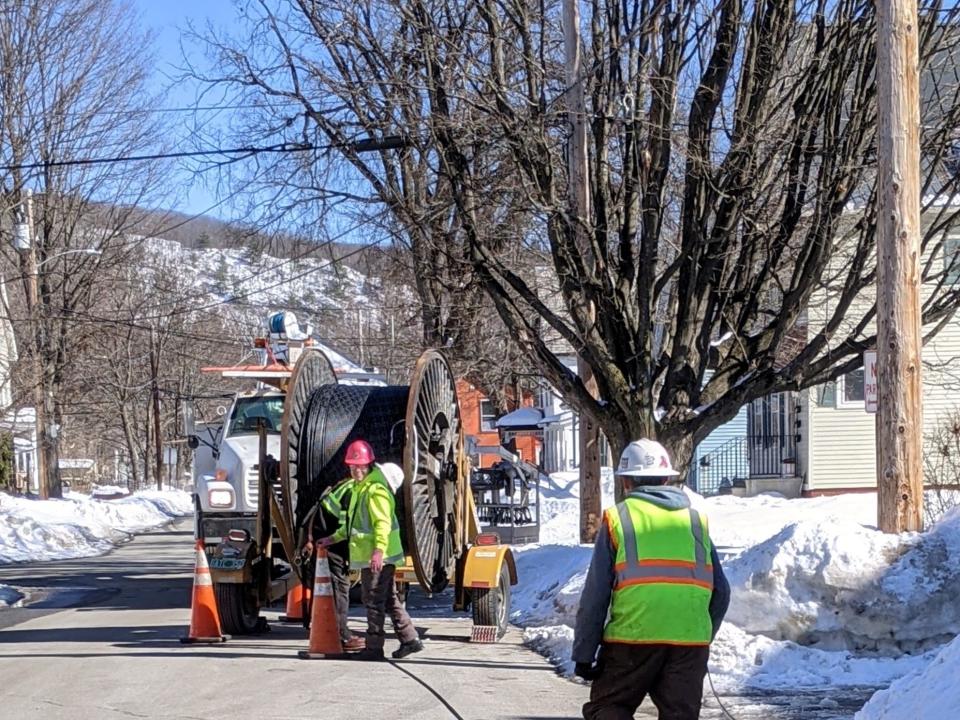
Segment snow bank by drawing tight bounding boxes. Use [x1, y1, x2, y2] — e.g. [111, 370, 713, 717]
[709, 623, 938, 692]
[0, 583, 23, 607]
[704, 492, 878, 551]
[514, 473, 958, 701]
[725, 509, 960, 652]
[512, 541, 938, 690]
[538, 470, 615, 545]
[0, 490, 193, 564]
[90, 484, 131, 498]
[855, 634, 960, 720]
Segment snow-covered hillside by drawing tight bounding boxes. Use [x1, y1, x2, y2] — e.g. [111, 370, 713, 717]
[145, 237, 377, 314]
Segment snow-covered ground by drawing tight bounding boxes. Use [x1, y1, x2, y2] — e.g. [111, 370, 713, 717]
[855, 633, 960, 719]
[0, 489, 193, 564]
[514, 472, 960, 716]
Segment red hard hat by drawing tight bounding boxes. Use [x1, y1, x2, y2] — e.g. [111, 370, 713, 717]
[344, 439, 375, 466]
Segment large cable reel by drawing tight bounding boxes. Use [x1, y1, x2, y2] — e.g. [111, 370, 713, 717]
[402, 350, 462, 593]
[282, 349, 463, 594]
[280, 347, 338, 540]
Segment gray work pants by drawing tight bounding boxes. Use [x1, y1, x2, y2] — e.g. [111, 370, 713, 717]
[328, 545, 351, 643]
[360, 564, 417, 651]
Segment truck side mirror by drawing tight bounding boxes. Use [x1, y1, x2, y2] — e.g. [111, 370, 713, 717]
[187, 435, 200, 450]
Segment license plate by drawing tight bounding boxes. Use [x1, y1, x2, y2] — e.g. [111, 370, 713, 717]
[210, 558, 246, 571]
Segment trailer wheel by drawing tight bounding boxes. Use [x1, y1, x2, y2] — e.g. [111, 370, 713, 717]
[471, 563, 510, 639]
[215, 583, 262, 635]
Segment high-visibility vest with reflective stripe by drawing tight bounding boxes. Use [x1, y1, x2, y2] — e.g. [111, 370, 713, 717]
[602, 494, 714, 646]
[344, 467, 405, 569]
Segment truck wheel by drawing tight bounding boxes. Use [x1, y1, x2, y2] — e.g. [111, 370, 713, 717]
[471, 563, 510, 639]
[215, 583, 262, 635]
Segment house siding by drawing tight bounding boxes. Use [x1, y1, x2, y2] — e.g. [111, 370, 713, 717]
[804, 221, 960, 490]
[807, 390, 877, 490]
[690, 407, 749, 493]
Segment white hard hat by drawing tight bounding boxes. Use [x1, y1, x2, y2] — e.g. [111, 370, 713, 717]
[617, 439, 679, 477]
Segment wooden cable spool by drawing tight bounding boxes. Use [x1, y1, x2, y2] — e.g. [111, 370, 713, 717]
[280, 349, 462, 593]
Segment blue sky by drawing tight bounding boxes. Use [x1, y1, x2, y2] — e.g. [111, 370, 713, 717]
[132, 0, 241, 219]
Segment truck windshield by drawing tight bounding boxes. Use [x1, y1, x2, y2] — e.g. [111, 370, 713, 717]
[226, 396, 285, 436]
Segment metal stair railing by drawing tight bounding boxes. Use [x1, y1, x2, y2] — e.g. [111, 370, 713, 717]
[690, 436, 749, 496]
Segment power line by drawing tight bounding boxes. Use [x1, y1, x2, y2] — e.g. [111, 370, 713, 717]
[0, 142, 315, 172]
[0, 101, 309, 121]
[0, 135, 409, 172]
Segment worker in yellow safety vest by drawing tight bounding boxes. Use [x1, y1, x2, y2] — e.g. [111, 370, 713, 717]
[572, 439, 730, 720]
[328, 439, 422, 662]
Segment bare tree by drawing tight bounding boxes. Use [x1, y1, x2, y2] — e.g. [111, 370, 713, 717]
[201, 0, 960, 476]
[190, 0, 542, 382]
[0, 0, 170, 496]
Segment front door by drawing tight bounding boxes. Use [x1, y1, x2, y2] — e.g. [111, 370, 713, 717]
[747, 393, 797, 476]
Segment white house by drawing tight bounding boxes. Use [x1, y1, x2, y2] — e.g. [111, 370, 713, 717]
[1, 407, 37, 493]
[700, 210, 960, 495]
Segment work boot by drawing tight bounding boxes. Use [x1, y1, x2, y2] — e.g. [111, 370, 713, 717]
[353, 647, 385, 662]
[391, 639, 423, 659]
[342, 635, 365, 652]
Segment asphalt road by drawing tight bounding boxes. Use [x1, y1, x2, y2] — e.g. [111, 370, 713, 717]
[0, 521, 869, 719]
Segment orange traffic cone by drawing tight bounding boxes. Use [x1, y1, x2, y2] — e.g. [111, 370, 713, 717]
[297, 547, 345, 659]
[180, 540, 230, 644]
[278, 583, 311, 623]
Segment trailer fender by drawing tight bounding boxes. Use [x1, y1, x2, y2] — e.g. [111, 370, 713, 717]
[462, 545, 517, 589]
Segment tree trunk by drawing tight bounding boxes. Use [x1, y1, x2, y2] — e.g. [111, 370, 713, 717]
[659, 428, 696, 488]
[120, 404, 140, 490]
[45, 377, 63, 499]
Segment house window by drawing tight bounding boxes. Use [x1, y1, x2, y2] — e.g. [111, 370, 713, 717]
[838, 368, 865, 406]
[945, 235, 960, 284]
[480, 399, 497, 431]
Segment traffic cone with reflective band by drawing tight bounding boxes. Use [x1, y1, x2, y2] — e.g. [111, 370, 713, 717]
[279, 583, 311, 623]
[297, 547, 344, 659]
[180, 540, 230, 644]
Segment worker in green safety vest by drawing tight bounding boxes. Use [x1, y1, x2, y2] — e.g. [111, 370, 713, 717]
[328, 438, 422, 662]
[572, 439, 730, 720]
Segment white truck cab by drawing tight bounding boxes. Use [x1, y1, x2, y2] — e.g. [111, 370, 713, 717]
[193, 390, 284, 545]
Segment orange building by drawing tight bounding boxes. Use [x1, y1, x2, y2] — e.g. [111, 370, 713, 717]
[456, 380, 542, 469]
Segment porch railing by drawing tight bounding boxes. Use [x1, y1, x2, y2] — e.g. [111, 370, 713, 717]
[689, 436, 748, 496]
[690, 434, 799, 496]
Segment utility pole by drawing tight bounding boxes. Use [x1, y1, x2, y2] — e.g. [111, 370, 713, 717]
[16, 192, 50, 498]
[564, 0, 601, 543]
[876, 0, 924, 532]
[150, 327, 163, 491]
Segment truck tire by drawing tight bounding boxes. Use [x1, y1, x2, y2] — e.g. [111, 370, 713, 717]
[215, 583, 261, 635]
[471, 563, 510, 639]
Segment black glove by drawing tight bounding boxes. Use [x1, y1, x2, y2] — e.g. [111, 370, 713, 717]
[574, 662, 601, 681]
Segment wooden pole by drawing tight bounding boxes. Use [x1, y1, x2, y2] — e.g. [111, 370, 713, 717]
[876, 0, 924, 532]
[150, 327, 163, 491]
[19, 192, 48, 498]
[564, 0, 601, 543]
